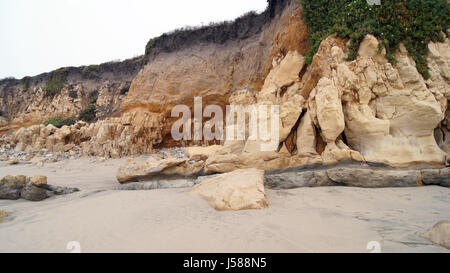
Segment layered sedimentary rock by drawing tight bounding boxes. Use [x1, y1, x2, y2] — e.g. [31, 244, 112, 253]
[122, 0, 307, 149]
[1, 0, 449, 175]
[265, 164, 450, 189]
[0, 58, 142, 133]
[116, 156, 203, 183]
[0, 0, 310, 159]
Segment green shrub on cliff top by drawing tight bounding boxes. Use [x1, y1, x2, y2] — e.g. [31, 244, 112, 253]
[44, 68, 68, 97]
[21, 76, 30, 91]
[82, 64, 100, 77]
[301, 0, 450, 79]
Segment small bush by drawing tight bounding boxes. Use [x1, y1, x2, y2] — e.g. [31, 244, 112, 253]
[82, 65, 100, 77]
[0, 77, 15, 82]
[143, 35, 165, 63]
[79, 104, 96, 123]
[44, 68, 68, 97]
[89, 91, 98, 104]
[301, 0, 450, 79]
[43, 116, 76, 128]
[21, 76, 30, 91]
[0, 77, 16, 86]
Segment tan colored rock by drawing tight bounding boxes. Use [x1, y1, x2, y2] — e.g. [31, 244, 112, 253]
[423, 221, 450, 249]
[186, 145, 222, 161]
[204, 154, 241, 175]
[63, 143, 75, 152]
[55, 126, 71, 141]
[31, 175, 47, 186]
[338, 35, 448, 165]
[296, 111, 318, 156]
[0, 24, 448, 171]
[7, 158, 19, 165]
[121, 2, 306, 153]
[223, 134, 246, 155]
[261, 51, 305, 91]
[256, 51, 306, 142]
[239, 51, 306, 156]
[116, 156, 203, 184]
[190, 168, 268, 211]
[321, 141, 365, 164]
[228, 89, 257, 106]
[311, 77, 345, 143]
[298, 35, 346, 99]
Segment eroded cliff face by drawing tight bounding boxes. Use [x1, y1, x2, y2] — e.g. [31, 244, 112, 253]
[0, 57, 142, 133]
[0, 0, 449, 169]
[122, 0, 308, 148]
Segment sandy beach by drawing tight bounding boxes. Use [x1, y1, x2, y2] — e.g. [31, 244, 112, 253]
[0, 157, 449, 253]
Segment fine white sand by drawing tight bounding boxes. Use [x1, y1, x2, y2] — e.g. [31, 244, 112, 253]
[0, 157, 449, 253]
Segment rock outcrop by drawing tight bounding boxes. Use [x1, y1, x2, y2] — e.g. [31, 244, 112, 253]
[0, 58, 142, 134]
[190, 168, 268, 211]
[117, 179, 195, 191]
[264, 162, 449, 189]
[122, 0, 307, 150]
[1, 0, 449, 178]
[423, 221, 450, 249]
[339, 36, 449, 166]
[0, 175, 79, 201]
[116, 156, 204, 184]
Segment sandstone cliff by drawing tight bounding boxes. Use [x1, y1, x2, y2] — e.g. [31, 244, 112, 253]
[1, 0, 449, 169]
[0, 57, 142, 133]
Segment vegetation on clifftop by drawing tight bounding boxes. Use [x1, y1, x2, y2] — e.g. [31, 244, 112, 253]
[302, 0, 450, 79]
[44, 68, 68, 97]
[21, 76, 30, 91]
[82, 64, 100, 77]
[143, 0, 289, 64]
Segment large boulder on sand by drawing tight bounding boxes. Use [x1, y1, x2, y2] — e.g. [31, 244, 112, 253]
[0, 175, 78, 201]
[190, 168, 268, 211]
[20, 182, 54, 201]
[423, 221, 450, 249]
[0, 175, 27, 200]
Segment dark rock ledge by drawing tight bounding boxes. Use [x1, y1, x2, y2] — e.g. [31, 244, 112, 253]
[264, 160, 449, 189]
[0, 175, 79, 201]
[117, 160, 449, 190]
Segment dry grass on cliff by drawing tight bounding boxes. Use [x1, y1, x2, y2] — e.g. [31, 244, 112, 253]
[143, 0, 290, 64]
